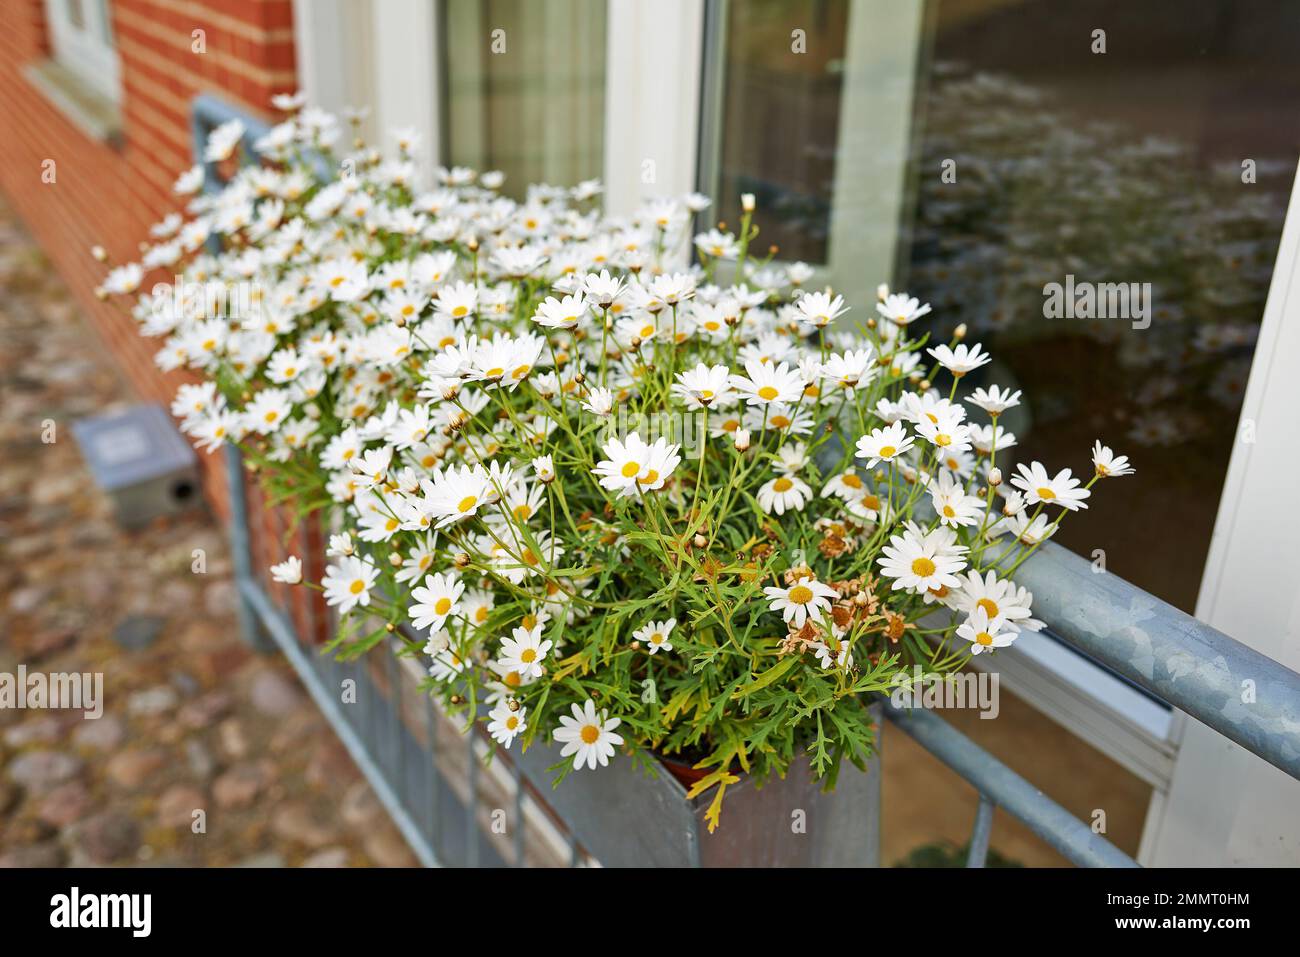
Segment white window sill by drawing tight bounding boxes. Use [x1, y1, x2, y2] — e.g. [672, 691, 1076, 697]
[23, 59, 122, 146]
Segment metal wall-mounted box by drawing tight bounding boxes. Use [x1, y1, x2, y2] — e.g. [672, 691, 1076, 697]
[72, 404, 201, 528]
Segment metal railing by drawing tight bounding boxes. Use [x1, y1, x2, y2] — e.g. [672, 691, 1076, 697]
[194, 96, 1300, 868]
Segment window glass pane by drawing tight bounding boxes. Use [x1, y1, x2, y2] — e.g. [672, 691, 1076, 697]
[442, 0, 606, 197]
[899, 0, 1300, 612]
[712, 0, 849, 263]
[708, 0, 1300, 612]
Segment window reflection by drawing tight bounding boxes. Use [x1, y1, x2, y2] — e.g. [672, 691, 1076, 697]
[900, 1, 1300, 610]
[709, 0, 1300, 610]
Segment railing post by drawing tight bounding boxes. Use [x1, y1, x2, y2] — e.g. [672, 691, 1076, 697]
[225, 444, 273, 652]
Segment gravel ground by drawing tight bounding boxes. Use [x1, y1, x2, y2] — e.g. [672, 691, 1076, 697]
[0, 196, 417, 868]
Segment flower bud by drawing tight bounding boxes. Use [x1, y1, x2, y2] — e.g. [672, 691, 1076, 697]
[741, 193, 756, 213]
[91, 245, 107, 262]
[876, 283, 890, 301]
[734, 428, 751, 452]
[988, 467, 1003, 487]
[954, 323, 968, 340]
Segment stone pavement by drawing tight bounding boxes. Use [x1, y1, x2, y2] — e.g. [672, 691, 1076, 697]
[0, 196, 418, 867]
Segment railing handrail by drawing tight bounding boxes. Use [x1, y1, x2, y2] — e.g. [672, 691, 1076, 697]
[1017, 542, 1300, 782]
[883, 700, 1139, 867]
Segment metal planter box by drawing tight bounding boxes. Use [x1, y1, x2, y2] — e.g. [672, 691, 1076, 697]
[512, 704, 882, 867]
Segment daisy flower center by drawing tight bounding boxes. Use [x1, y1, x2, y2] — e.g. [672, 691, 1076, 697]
[349, 579, 366, 594]
[621, 461, 641, 478]
[506, 716, 519, 730]
[911, 557, 937, 577]
[773, 478, 794, 492]
[637, 470, 659, 485]
[878, 445, 896, 457]
[842, 474, 863, 489]
[457, 495, 478, 512]
[520, 648, 537, 663]
[650, 632, 664, 645]
[770, 415, 791, 429]
[976, 632, 995, 646]
[935, 433, 951, 447]
[1036, 487, 1057, 500]
[977, 598, 1000, 618]
[434, 597, 452, 615]
[757, 385, 779, 400]
[580, 724, 600, 744]
[788, 585, 814, 604]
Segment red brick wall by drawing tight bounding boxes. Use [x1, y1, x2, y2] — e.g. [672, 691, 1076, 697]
[0, 0, 298, 522]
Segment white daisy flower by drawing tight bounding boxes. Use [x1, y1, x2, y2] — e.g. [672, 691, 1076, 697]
[793, 290, 850, 329]
[553, 699, 624, 770]
[672, 363, 733, 409]
[593, 432, 681, 498]
[1092, 441, 1135, 478]
[533, 294, 588, 330]
[269, 556, 302, 585]
[498, 624, 553, 680]
[956, 607, 1016, 655]
[821, 348, 876, 390]
[633, 617, 677, 654]
[877, 526, 967, 594]
[1010, 462, 1091, 511]
[487, 701, 528, 748]
[409, 571, 465, 632]
[532, 454, 556, 484]
[965, 384, 1022, 416]
[762, 576, 838, 629]
[582, 386, 615, 416]
[855, 422, 914, 468]
[914, 408, 972, 456]
[428, 648, 467, 683]
[928, 342, 991, 376]
[757, 474, 813, 515]
[322, 555, 379, 614]
[950, 570, 1044, 633]
[327, 533, 355, 558]
[929, 472, 984, 528]
[425, 463, 493, 527]
[877, 292, 932, 327]
[812, 635, 854, 670]
[730, 358, 805, 407]
[821, 471, 868, 501]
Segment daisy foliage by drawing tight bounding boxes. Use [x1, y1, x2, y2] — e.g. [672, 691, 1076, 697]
[101, 98, 1132, 829]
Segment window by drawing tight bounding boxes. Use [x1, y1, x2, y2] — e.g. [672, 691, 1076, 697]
[703, 0, 1300, 615]
[440, 0, 607, 197]
[44, 0, 121, 104]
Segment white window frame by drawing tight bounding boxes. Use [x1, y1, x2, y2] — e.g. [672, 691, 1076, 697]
[44, 0, 121, 104]
[1138, 161, 1300, 866]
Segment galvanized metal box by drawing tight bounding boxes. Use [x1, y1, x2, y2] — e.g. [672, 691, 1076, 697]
[513, 703, 882, 867]
[72, 404, 201, 528]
